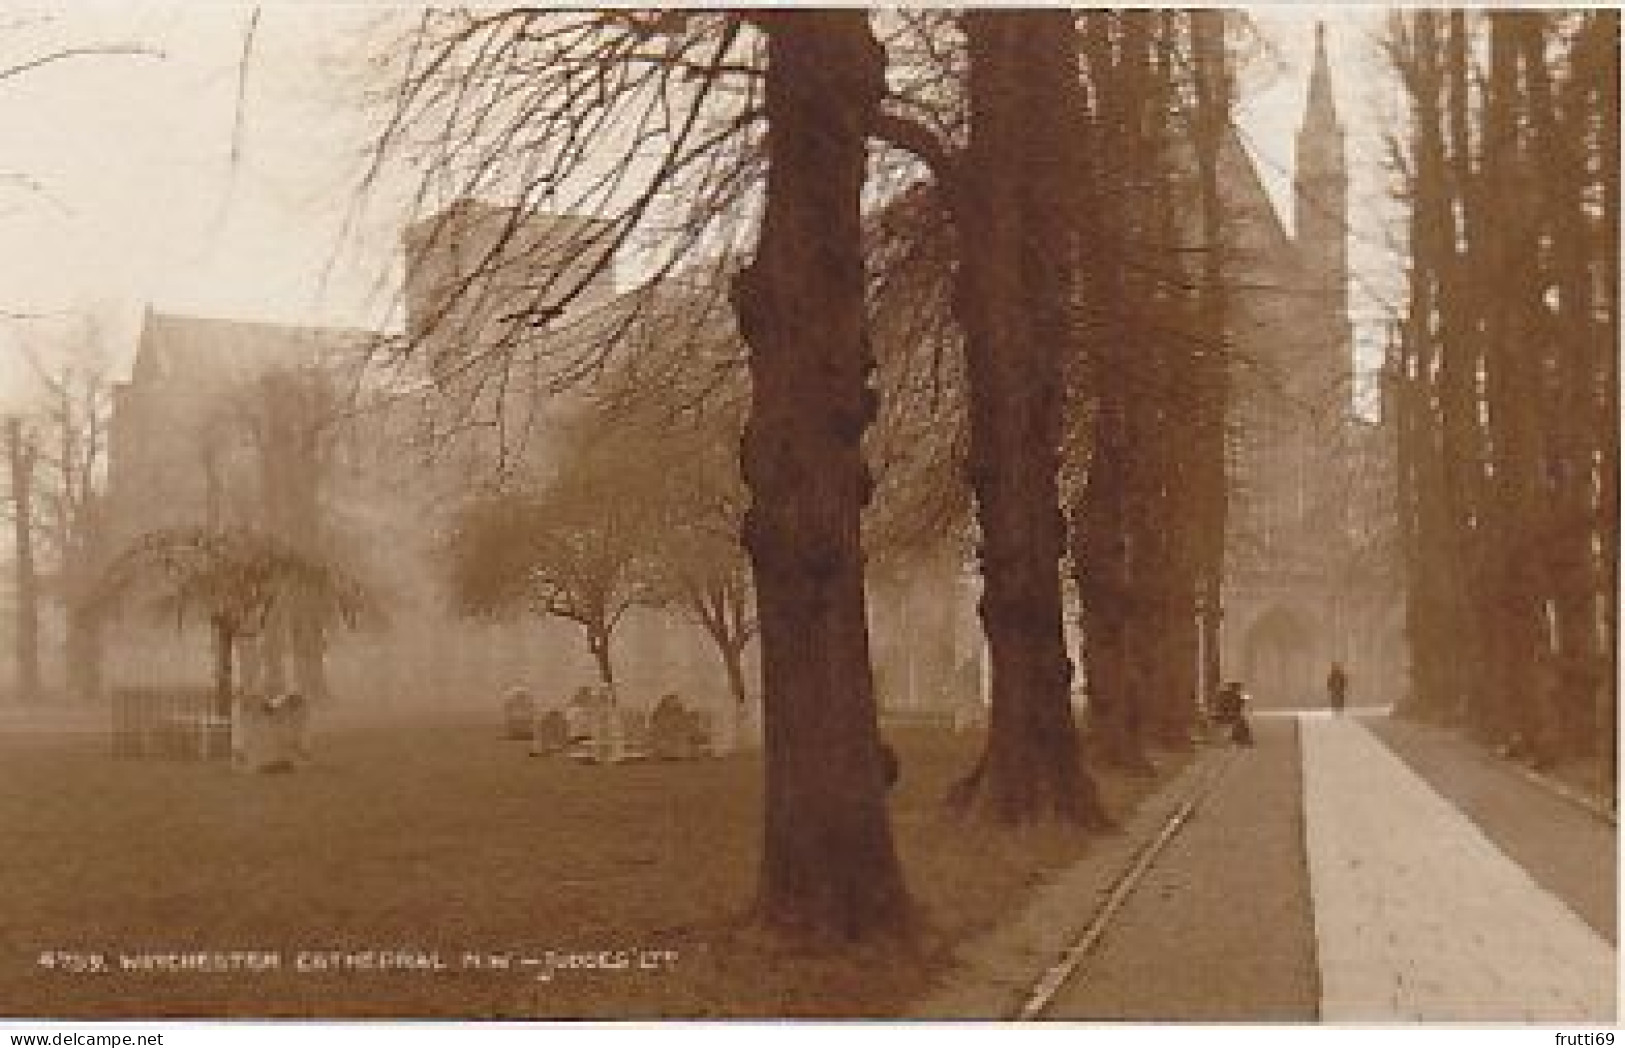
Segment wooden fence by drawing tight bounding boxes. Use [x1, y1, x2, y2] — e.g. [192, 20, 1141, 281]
[110, 686, 230, 761]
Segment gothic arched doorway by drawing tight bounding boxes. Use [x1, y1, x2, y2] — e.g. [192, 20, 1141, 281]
[1241, 605, 1316, 709]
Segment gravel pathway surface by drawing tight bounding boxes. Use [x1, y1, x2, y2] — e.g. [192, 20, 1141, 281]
[1039, 717, 1320, 1021]
[1301, 714, 1615, 1022]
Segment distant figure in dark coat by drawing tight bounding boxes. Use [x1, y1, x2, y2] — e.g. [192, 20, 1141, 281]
[1326, 662, 1349, 715]
[1214, 681, 1254, 747]
[879, 741, 900, 792]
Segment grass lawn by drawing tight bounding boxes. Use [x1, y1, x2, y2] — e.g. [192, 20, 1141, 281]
[0, 709, 1187, 1019]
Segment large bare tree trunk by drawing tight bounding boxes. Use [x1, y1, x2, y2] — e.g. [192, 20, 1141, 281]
[1071, 11, 1147, 773]
[1437, 11, 1494, 734]
[1190, 9, 1233, 721]
[1590, 11, 1619, 796]
[720, 638, 749, 711]
[1400, 11, 1491, 729]
[1477, 14, 1560, 761]
[1074, 443, 1143, 770]
[1137, 18, 1203, 749]
[950, 11, 1108, 827]
[212, 618, 237, 719]
[1393, 13, 1448, 723]
[733, 10, 910, 941]
[588, 627, 617, 698]
[7, 418, 40, 704]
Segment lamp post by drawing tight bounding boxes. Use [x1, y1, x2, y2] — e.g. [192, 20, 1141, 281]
[1196, 589, 1223, 719]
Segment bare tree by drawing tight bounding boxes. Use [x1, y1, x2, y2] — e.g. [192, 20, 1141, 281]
[24, 342, 113, 704]
[446, 425, 662, 699]
[648, 423, 756, 711]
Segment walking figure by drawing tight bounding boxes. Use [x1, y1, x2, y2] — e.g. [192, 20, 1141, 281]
[1214, 681, 1254, 747]
[1326, 662, 1348, 715]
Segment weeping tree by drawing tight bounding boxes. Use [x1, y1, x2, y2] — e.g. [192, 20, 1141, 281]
[96, 525, 374, 716]
[238, 366, 337, 704]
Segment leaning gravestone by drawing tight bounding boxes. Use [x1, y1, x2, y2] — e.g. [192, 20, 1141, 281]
[529, 710, 568, 756]
[649, 694, 695, 761]
[502, 687, 535, 740]
[235, 692, 310, 773]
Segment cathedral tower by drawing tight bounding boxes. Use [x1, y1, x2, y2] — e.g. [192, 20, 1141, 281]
[1293, 22, 1354, 391]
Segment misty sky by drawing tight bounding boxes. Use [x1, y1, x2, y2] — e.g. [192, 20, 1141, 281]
[0, 4, 1398, 410]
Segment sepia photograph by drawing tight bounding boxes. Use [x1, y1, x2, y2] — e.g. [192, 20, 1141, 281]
[0, 3, 1614, 1035]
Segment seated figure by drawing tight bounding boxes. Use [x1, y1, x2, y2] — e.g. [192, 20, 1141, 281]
[1213, 681, 1254, 747]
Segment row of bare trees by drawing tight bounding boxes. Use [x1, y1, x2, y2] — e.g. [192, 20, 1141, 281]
[368, 10, 1243, 942]
[1071, 12, 1234, 774]
[1388, 10, 1617, 792]
[3, 341, 113, 705]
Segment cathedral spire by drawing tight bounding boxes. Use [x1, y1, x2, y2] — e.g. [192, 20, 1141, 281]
[1305, 21, 1340, 132]
[1292, 19, 1352, 411]
[1295, 19, 1347, 248]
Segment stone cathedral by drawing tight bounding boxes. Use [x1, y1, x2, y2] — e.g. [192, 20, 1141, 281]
[1217, 26, 1404, 709]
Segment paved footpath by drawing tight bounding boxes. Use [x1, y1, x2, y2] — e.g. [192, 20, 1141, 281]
[1032, 711, 1616, 1022]
[1302, 712, 1616, 1022]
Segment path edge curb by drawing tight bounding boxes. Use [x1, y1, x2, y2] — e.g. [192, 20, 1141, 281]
[902, 745, 1235, 1020]
[1014, 747, 1238, 1020]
